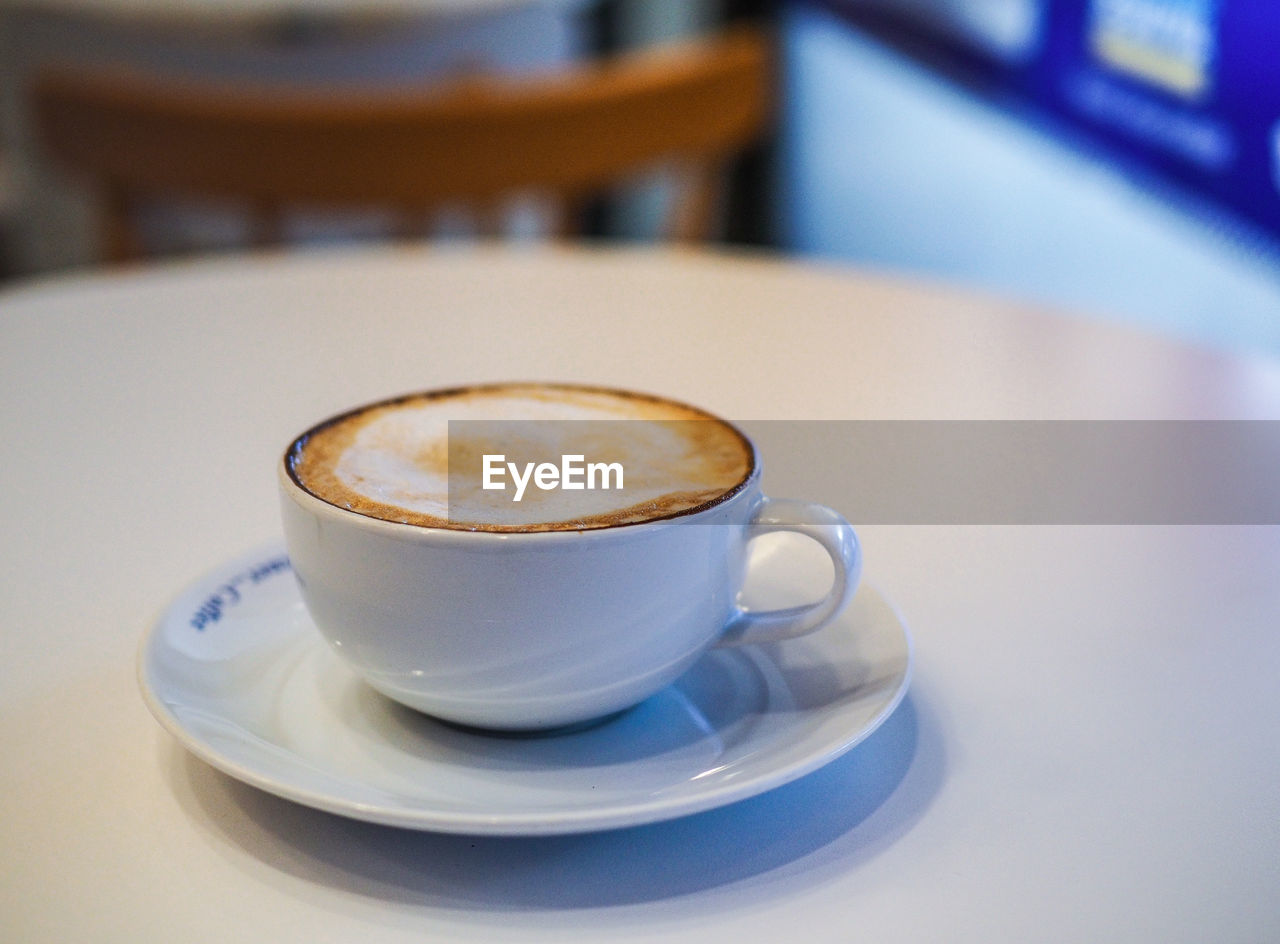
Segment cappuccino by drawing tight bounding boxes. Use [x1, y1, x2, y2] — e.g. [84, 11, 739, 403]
[286, 384, 754, 532]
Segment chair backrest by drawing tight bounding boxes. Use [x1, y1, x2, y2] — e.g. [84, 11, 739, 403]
[32, 26, 773, 262]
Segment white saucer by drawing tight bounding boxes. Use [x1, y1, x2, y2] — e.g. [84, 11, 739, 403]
[139, 537, 912, 836]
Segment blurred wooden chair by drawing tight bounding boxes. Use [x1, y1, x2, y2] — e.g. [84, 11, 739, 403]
[31, 26, 773, 263]
[0, 144, 19, 280]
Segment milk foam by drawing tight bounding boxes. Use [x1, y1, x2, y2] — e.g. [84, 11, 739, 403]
[289, 385, 753, 531]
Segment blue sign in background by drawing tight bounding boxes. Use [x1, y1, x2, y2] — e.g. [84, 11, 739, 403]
[822, 0, 1280, 244]
[1039, 1, 1280, 238]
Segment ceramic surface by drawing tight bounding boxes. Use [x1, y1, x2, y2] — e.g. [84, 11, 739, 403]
[139, 537, 911, 835]
[279, 430, 861, 730]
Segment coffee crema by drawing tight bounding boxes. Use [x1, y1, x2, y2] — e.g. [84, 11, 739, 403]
[286, 384, 754, 532]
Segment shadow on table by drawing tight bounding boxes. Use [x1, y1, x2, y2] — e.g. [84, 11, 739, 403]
[167, 690, 944, 910]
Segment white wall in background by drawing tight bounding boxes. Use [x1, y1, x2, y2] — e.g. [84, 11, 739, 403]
[780, 4, 1280, 358]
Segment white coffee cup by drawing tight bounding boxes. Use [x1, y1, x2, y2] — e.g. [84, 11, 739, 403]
[279, 387, 861, 731]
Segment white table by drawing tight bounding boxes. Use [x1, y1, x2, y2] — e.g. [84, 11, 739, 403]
[2, 245, 1278, 942]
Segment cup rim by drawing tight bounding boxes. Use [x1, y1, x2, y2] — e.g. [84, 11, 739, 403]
[280, 382, 760, 541]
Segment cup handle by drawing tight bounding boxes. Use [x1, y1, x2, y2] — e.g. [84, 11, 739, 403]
[718, 497, 861, 647]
